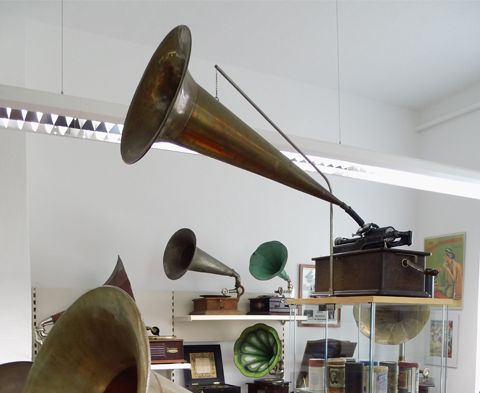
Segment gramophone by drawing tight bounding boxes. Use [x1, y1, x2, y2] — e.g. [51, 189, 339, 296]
[120, 24, 428, 297]
[234, 323, 288, 393]
[248, 241, 292, 315]
[163, 228, 244, 315]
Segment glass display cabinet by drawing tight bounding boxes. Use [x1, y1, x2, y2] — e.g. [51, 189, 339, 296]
[288, 296, 455, 393]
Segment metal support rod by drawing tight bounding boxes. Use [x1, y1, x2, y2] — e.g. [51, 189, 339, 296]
[440, 305, 447, 393]
[369, 303, 376, 393]
[289, 305, 297, 391]
[215, 64, 343, 296]
[214, 65, 333, 191]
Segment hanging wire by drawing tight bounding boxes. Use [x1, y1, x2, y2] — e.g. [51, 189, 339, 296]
[60, 0, 64, 95]
[215, 67, 219, 101]
[214, 64, 337, 296]
[335, 0, 342, 145]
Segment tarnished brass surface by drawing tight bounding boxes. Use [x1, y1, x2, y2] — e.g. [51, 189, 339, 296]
[121, 25, 346, 209]
[0, 361, 32, 393]
[104, 255, 135, 299]
[164, 228, 243, 298]
[353, 304, 430, 345]
[24, 286, 158, 393]
[35, 256, 135, 345]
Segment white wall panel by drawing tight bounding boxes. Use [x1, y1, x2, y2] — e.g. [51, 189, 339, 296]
[0, 129, 31, 363]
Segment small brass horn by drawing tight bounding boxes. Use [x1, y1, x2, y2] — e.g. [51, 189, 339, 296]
[163, 228, 244, 298]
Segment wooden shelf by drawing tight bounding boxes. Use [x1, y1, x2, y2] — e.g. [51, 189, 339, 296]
[174, 314, 308, 322]
[151, 363, 191, 371]
[287, 296, 458, 306]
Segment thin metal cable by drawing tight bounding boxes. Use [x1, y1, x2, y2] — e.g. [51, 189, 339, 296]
[61, 0, 64, 95]
[215, 68, 219, 101]
[215, 64, 336, 296]
[336, 0, 342, 145]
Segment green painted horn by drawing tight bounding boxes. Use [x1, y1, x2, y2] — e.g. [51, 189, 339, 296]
[234, 323, 282, 378]
[249, 241, 290, 283]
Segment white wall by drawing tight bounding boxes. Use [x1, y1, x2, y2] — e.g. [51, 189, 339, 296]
[2, 1, 455, 389]
[23, 129, 417, 388]
[26, 132, 418, 294]
[0, 3, 417, 159]
[416, 102, 480, 392]
[0, 129, 31, 363]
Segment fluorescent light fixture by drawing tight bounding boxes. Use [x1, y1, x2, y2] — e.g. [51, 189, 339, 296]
[282, 148, 480, 200]
[1, 104, 480, 200]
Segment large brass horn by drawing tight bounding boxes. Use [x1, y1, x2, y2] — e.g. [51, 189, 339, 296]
[24, 286, 190, 393]
[353, 304, 430, 345]
[120, 25, 364, 228]
[35, 255, 135, 345]
[163, 228, 243, 298]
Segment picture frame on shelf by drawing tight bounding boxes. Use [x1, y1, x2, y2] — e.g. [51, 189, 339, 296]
[298, 264, 341, 327]
[426, 310, 459, 368]
[424, 232, 465, 306]
[183, 344, 224, 385]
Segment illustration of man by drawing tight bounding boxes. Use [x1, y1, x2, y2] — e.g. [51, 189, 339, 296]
[440, 248, 463, 300]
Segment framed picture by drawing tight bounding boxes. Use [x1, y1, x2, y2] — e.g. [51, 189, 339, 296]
[298, 264, 341, 327]
[424, 233, 465, 304]
[183, 344, 224, 386]
[426, 310, 459, 368]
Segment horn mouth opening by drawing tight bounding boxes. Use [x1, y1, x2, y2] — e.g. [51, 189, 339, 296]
[24, 286, 150, 393]
[121, 25, 192, 164]
[249, 241, 288, 280]
[163, 228, 197, 280]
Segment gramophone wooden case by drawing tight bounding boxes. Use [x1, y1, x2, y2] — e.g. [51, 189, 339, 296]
[191, 296, 240, 315]
[313, 248, 431, 297]
[149, 336, 185, 364]
[183, 344, 240, 393]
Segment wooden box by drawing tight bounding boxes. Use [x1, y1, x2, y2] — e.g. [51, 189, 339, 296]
[247, 381, 289, 393]
[149, 336, 185, 364]
[248, 296, 290, 315]
[191, 296, 240, 315]
[314, 248, 431, 297]
[184, 344, 241, 393]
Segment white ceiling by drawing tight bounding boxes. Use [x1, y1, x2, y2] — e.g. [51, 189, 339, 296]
[17, 0, 480, 110]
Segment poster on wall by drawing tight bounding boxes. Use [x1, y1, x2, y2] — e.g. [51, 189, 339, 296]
[424, 232, 465, 305]
[298, 264, 340, 327]
[426, 310, 459, 368]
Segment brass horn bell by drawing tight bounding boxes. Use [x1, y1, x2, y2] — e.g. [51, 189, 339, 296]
[353, 304, 430, 345]
[0, 361, 32, 393]
[163, 228, 244, 298]
[24, 286, 190, 393]
[120, 25, 364, 228]
[35, 255, 135, 346]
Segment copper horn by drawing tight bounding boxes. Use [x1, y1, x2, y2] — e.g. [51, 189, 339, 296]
[24, 286, 191, 393]
[0, 361, 32, 393]
[120, 25, 364, 228]
[35, 255, 135, 345]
